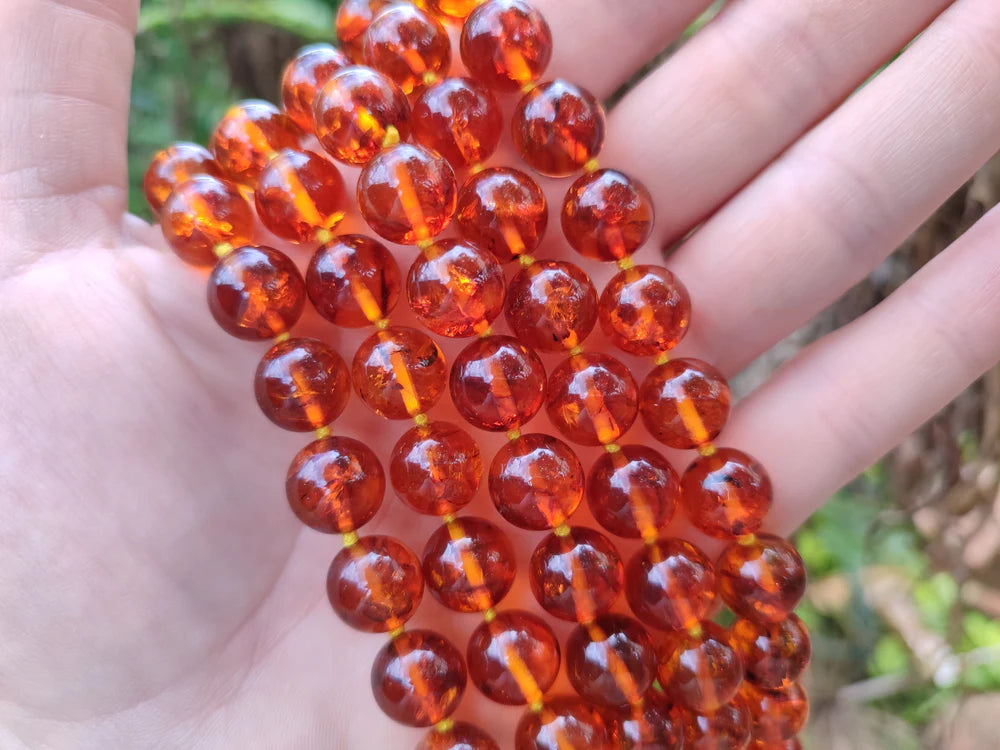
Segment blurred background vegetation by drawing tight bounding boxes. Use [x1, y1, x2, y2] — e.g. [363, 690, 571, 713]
[128, 1, 1000, 747]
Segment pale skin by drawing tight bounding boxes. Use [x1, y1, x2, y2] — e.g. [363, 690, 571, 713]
[3, 0, 1000, 747]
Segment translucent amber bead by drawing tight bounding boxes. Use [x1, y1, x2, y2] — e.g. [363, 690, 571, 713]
[461, 0, 552, 92]
[416, 722, 501, 750]
[530, 527, 623, 623]
[515, 695, 611, 750]
[144, 142, 221, 214]
[449, 335, 546, 431]
[336, 0, 393, 62]
[207, 245, 305, 340]
[639, 359, 730, 450]
[599, 266, 691, 357]
[681, 449, 772, 539]
[562, 170, 653, 261]
[286, 437, 384, 534]
[489, 433, 584, 530]
[740, 682, 808, 743]
[546, 353, 638, 446]
[390, 421, 482, 515]
[255, 338, 351, 431]
[467, 609, 560, 705]
[407, 240, 506, 337]
[684, 698, 752, 750]
[326, 535, 423, 632]
[314, 66, 411, 166]
[413, 77, 503, 169]
[625, 538, 716, 632]
[358, 143, 458, 244]
[306, 234, 401, 327]
[422, 516, 516, 612]
[505, 260, 598, 352]
[363, 4, 451, 95]
[455, 167, 548, 263]
[730, 615, 810, 689]
[210, 100, 303, 185]
[750, 740, 801, 750]
[658, 622, 744, 712]
[352, 326, 447, 419]
[605, 690, 683, 750]
[512, 80, 605, 178]
[587, 445, 679, 540]
[254, 149, 346, 243]
[280, 44, 351, 132]
[566, 614, 656, 708]
[716, 534, 806, 624]
[161, 175, 254, 266]
[371, 629, 467, 727]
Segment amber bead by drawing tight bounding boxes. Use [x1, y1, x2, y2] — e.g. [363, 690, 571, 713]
[489, 433, 584, 530]
[562, 170, 653, 261]
[658, 622, 744, 712]
[505, 260, 598, 352]
[280, 44, 351, 133]
[750, 739, 801, 750]
[210, 100, 302, 185]
[599, 266, 691, 357]
[326, 535, 423, 632]
[255, 338, 351, 431]
[546, 353, 638, 446]
[307, 234, 401, 328]
[515, 695, 611, 750]
[422, 516, 516, 612]
[730, 615, 810, 689]
[161, 175, 254, 266]
[352, 326, 447, 419]
[286, 437, 384, 534]
[681, 448, 772, 539]
[605, 690, 683, 750]
[512, 80, 605, 177]
[390, 421, 482, 515]
[566, 614, 657, 708]
[371, 629, 466, 727]
[358, 143, 458, 245]
[416, 722, 501, 750]
[449, 335, 546, 431]
[413, 77, 503, 169]
[314, 66, 411, 166]
[254, 149, 346, 243]
[407, 240, 506, 337]
[455, 167, 548, 263]
[207, 245, 305, 340]
[587, 445, 679, 540]
[530, 526, 623, 623]
[740, 682, 808, 743]
[336, 0, 393, 62]
[716, 534, 806, 624]
[467, 609, 560, 705]
[684, 698, 752, 750]
[639, 359, 729, 450]
[363, 4, 451, 95]
[144, 142, 221, 215]
[423, 0, 482, 20]
[625, 538, 716, 632]
[461, 0, 552, 92]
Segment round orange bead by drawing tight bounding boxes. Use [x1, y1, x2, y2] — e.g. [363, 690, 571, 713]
[210, 100, 302, 185]
[587, 445, 679, 540]
[740, 682, 808, 743]
[363, 4, 451, 95]
[546, 353, 638, 446]
[515, 695, 612, 750]
[207, 245, 305, 340]
[461, 0, 552, 92]
[423, 0, 482, 21]
[683, 698, 752, 750]
[306, 234, 401, 328]
[604, 690, 683, 750]
[286, 437, 384, 533]
[358, 143, 458, 244]
[625, 538, 716, 632]
[562, 170, 653, 261]
[658, 622, 744, 712]
[352, 326, 447, 419]
[390, 421, 482, 515]
[416, 722, 500, 750]
[254, 149, 346, 243]
[314, 66, 411, 166]
[566, 614, 657, 708]
[681, 448, 772, 539]
[730, 614, 811, 689]
[512, 80, 605, 177]
[371, 629, 467, 727]
[422, 516, 516, 612]
[161, 175, 254, 266]
[467, 609, 561, 705]
[407, 240, 506, 337]
[336, 0, 394, 61]
[530, 526, 623, 623]
[455, 167, 548, 263]
[599, 265, 691, 356]
[413, 77, 503, 169]
[449, 335, 546, 431]
[254, 338, 351, 431]
[716, 534, 806, 624]
[144, 142, 221, 215]
[326, 534, 423, 632]
[505, 260, 598, 352]
[489, 433, 584, 530]
[280, 44, 351, 132]
[639, 359, 730, 450]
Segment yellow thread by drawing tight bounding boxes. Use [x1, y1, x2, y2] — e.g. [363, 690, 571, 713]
[738, 533, 758, 547]
[434, 719, 454, 734]
[529, 700, 544, 713]
[698, 442, 717, 457]
[388, 626, 405, 640]
[553, 524, 571, 537]
[687, 622, 703, 639]
[517, 253, 536, 268]
[506, 428, 521, 442]
[483, 607, 497, 623]
[315, 425, 332, 440]
[417, 238, 435, 251]
[583, 158, 600, 173]
[342, 531, 359, 548]
[642, 532, 658, 546]
[374, 318, 390, 330]
[267, 150, 281, 162]
[616, 257, 635, 271]
[422, 71, 439, 87]
[568, 345, 584, 357]
[413, 413, 429, 428]
[603, 442, 621, 454]
[520, 81, 538, 95]
[654, 352, 670, 367]
[213, 242, 234, 258]
[381, 125, 400, 149]
[314, 227, 333, 245]
[477, 325, 494, 338]
[469, 162, 485, 175]
[274, 331, 291, 344]
[441, 513, 456, 525]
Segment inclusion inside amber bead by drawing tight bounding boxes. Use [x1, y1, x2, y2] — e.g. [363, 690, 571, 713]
[254, 337, 351, 431]
[562, 169, 654, 261]
[681, 448, 772, 539]
[489, 433, 584, 530]
[625, 538, 716, 632]
[306, 234, 401, 328]
[422, 516, 516, 612]
[587, 444, 679, 540]
[461, 0, 553, 92]
[716, 534, 806, 624]
[211, 100, 303, 185]
[530, 526, 623, 623]
[505, 260, 598, 352]
[455, 167, 548, 263]
[515, 695, 611, 750]
[639, 358, 730, 450]
[546, 353, 638, 446]
[280, 44, 351, 133]
[161, 175, 254, 267]
[352, 326, 447, 419]
[599, 265, 691, 357]
[254, 149, 346, 243]
[364, 4, 451, 95]
[467, 609, 561, 706]
[658, 621, 744, 713]
[683, 698, 752, 750]
[605, 689, 683, 750]
[740, 681, 808, 743]
[413, 77, 503, 169]
[416, 721, 500, 750]
[565, 614, 657, 708]
[512, 80, 606, 178]
[144, 142, 221, 215]
[390, 421, 482, 515]
[730, 614, 811, 689]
